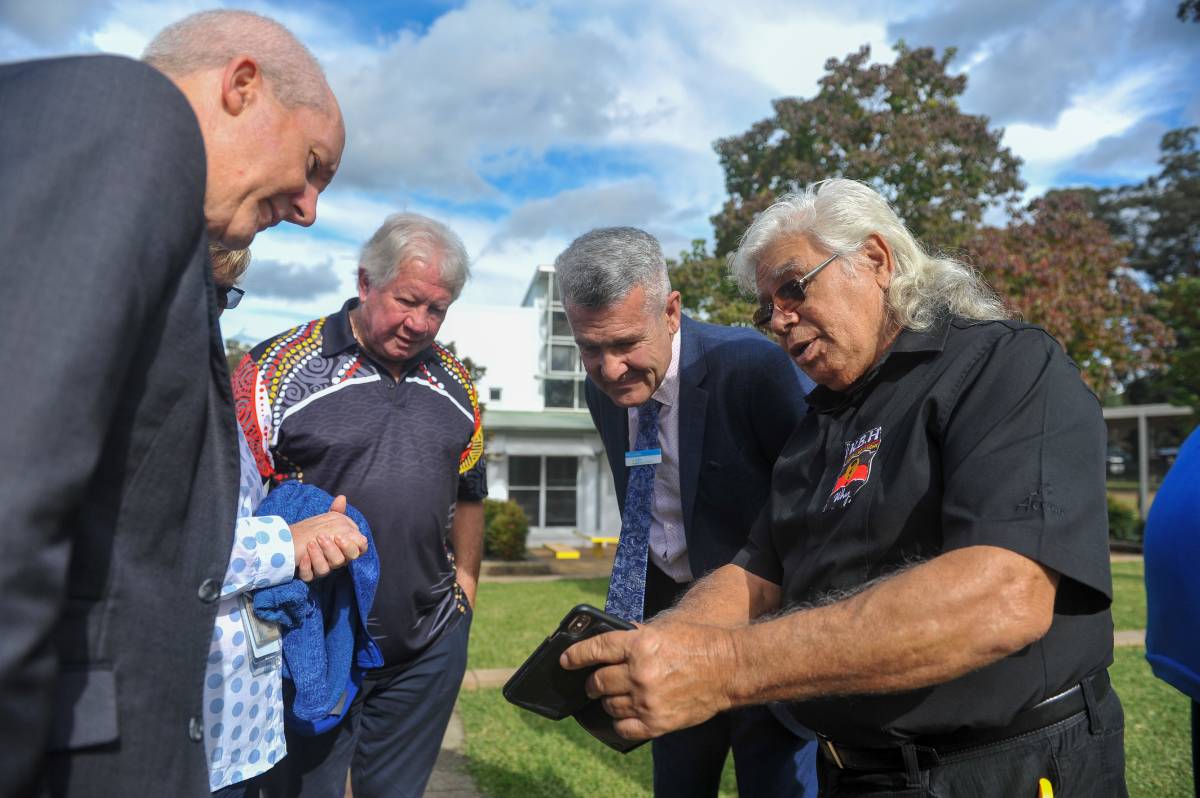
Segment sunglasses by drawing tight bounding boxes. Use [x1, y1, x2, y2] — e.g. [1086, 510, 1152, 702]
[217, 285, 245, 310]
[751, 252, 839, 331]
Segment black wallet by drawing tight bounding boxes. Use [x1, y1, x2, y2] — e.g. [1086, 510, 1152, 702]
[503, 604, 646, 753]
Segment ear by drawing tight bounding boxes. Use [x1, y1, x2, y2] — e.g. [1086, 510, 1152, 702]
[219, 56, 264, 116]
[357, 268, 370, 302]
[664, 290, 682, 334]
[860, 233, 896, 291]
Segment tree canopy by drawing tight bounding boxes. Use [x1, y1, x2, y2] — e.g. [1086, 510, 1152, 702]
[710, 43, 1024, 256]
[968, 191, 1172, 397]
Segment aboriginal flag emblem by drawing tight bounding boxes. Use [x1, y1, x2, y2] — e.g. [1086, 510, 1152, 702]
[823, 426, 882, 511]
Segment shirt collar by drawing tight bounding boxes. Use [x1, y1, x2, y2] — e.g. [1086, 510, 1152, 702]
[806, 314, 952, 413]
[649, 329, 681, 409]
[322, 298, 360, 357]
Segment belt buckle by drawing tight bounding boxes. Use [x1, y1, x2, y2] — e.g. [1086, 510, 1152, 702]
[820, 737, 846, 769]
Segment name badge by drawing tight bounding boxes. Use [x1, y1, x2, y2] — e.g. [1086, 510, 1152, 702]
[625, 448, 662, 467]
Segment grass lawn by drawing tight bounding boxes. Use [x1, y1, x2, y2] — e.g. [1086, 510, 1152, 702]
[463, 562, 1186, 797]
[461, 646, 1190, 798]
[1111, 560, 1147, 632]
[469, 578, 608, 670]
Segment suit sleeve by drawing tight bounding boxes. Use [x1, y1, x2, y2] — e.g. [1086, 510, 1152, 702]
[0, 56, 207, 791]
[746, 342, 812, 465]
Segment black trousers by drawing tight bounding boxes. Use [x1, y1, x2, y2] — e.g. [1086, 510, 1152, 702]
[817, 679, 1128, 797]
[258, 610, 471, 798]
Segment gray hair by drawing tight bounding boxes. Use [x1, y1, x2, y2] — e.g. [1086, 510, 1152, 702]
[142, 10, 332, 111]
[729, 179, 1008, 331]
[554, 227, 670, 310]
[359, 213, 471, 299]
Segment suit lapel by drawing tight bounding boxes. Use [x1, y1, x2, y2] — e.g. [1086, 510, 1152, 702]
[677, 316, 707, 537]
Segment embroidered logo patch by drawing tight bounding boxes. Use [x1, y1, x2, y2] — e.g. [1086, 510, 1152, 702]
[823, 426, 882, 511]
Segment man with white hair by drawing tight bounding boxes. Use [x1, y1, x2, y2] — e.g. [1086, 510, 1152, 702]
[564, 180, 1124, 796]
[0, 9, 344, 796]
[235, 213, 487, 798]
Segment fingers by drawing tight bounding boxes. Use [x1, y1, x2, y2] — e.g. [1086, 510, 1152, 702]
[315, 535, 347, 572]
[297, 551, 314, 582]
[334, 533, 365, 561]
[329, 494, 348, 514]
[307, 540, 332, 578]
[560, 630, 634, 671]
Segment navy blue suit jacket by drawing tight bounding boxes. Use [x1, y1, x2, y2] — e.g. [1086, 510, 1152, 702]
[586, 315, 813, 591]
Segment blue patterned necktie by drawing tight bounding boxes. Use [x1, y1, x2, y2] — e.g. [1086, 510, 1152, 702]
[605, 399, 661, 623]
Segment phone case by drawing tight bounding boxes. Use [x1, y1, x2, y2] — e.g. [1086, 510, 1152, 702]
[502, 604, 634, 721]
[572, 698, 647, 753]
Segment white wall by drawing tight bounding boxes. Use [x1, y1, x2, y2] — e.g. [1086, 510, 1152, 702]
[439, 305, 543, 411]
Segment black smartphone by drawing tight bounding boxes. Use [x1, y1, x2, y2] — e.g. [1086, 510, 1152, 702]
[502, 603, 634, 721]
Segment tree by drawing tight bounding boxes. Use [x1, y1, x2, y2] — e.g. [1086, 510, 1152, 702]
[225, 338, 251, 374]
[968, 191, 1172, 398]
[1121, 127, 1199, 283]
[1125, 277, 1200, 408]
[668, 240, 757, 327]
[710, 43, 1024, 257]
[1179, 0, 1200, 23]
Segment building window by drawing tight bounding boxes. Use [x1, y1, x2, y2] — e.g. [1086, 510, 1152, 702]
[489, 386, 502, 402]
[545, 378, 577, 408]
[550, 344, 578, 373]
[551, 310, 572, 337]
[509, 455, 578, 528]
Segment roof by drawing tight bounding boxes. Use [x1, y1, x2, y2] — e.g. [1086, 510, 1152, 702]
[483, 408, 595, 431]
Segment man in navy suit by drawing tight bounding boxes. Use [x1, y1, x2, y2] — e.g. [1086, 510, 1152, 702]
[554, 227, 818, 798]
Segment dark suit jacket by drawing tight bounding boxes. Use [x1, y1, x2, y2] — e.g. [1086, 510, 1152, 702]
[586, 314, 813, 613]
[0, 56, 238, 796]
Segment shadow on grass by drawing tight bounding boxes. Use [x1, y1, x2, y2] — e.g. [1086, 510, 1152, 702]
[462, 691, 655, 798]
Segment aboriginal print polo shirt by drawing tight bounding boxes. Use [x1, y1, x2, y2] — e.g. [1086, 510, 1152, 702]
[234, 298, 486, 667]
[734, 317, 1114, 745]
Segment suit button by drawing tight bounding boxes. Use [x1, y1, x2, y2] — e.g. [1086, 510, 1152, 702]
[188, 716, 203, 742]
[197, 578, 221, 603]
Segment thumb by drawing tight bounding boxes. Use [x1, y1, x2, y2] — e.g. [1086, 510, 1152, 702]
[330, 495, 348, 514]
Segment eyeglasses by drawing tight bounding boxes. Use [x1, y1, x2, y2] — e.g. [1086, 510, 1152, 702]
[751, 252, 839, 331]
[217, 285, 245, 310]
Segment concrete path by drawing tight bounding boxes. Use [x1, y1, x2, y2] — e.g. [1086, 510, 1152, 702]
[425, 707, 482, 797]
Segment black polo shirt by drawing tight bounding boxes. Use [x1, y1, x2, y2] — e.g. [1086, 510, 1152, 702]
[234, 299, 487, 667]
[733, 317, 1114, 745]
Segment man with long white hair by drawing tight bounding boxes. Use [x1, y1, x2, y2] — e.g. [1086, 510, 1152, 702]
[0, 9, 345, 796]
[565, 179, 1125, 796]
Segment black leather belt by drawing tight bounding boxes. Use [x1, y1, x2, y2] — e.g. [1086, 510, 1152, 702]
[818, 670, 1110, 771]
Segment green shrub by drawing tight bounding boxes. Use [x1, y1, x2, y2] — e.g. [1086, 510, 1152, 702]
[484, 499, 529, 560]
[1107, 495, 1144, 542]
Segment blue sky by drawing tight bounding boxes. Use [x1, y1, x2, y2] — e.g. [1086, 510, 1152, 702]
[1, 0, 1196, 344]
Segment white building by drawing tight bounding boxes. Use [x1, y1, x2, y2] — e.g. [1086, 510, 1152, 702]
[439, 265, 621, 548]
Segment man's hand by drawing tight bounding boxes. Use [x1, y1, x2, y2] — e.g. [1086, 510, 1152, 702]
[560, 622, 738, 741]
[289, 495, 369, 581]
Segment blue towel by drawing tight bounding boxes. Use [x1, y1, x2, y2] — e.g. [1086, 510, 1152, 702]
[252, 481, 384, 735]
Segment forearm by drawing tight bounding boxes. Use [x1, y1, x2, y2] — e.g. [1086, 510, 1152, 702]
[654, 564, 781, 628]
[450, 501, 484, 606]
[724, 546, 1058, 706]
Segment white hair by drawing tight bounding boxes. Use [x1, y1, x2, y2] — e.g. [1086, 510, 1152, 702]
[359, 213, 471, 299]
[554, 227, 670, 311]
[142, 10, 331, 111]
[729, 179, 1008, 331]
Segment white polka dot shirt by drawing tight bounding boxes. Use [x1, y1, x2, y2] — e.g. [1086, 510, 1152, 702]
[203, 429, 295, 791]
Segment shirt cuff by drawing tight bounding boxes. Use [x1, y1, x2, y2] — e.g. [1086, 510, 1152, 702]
[219, 515, 296, 597]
